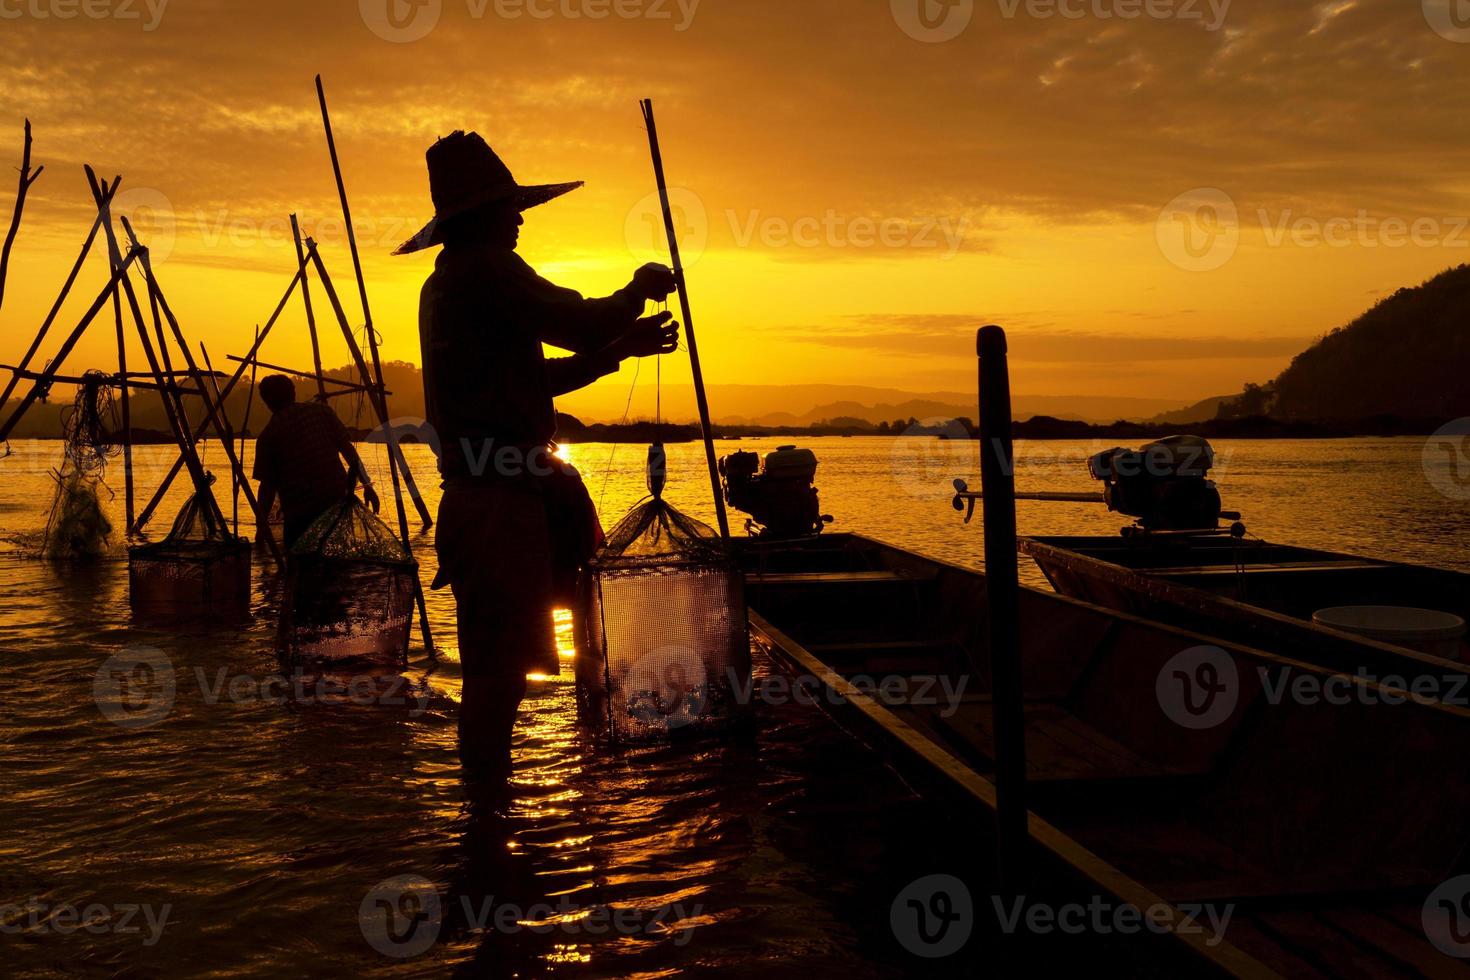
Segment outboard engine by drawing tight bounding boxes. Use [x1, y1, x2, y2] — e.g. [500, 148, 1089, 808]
[719, 445, 829, 538]
[1087, 435, 1222, 531]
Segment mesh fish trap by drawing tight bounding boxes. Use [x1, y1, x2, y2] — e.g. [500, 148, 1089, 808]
[129, 486, 251, 623]
[578, 496, 751, 743]
[280, 497, 416, 670]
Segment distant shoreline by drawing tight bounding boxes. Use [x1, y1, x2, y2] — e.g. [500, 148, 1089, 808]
[11, 413, 1450, 446]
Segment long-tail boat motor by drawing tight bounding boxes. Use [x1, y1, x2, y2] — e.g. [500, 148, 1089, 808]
[719, 445, 828, 538]
[1087, 435, 1223, 531]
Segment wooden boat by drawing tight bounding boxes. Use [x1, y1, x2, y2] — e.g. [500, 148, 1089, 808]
[737, 531, 1470, 977]
[1020, 534, 1470, 682]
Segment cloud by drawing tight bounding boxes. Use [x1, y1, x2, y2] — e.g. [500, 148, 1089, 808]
[782, 314, 1307, 361]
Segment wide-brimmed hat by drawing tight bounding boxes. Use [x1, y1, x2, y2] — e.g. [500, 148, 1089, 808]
[393, 131, 583, 255]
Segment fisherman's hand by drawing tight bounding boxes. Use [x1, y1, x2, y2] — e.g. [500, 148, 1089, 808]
[630, 263, 676, 302]
[362, 484, 381, 514]
[613, 311, 680, 359]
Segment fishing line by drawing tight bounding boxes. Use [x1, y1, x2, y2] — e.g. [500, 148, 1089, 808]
[596, 355, 641, 517]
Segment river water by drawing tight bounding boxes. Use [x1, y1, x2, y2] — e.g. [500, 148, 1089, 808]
[2, 435, 1467, 976]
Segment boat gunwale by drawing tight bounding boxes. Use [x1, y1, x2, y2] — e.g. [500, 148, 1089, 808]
[1017, 535, 1469, 681]
[747, 603, 1283, 980]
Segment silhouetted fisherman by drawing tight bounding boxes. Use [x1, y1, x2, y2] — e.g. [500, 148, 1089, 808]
[252, 375, 380, 547]
[396, 131, 678, 781]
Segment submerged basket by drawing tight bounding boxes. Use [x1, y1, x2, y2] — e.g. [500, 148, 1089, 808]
[280, 497, 416, 670]
[129, 488, 251, 623]
[578, 497, 750, 743]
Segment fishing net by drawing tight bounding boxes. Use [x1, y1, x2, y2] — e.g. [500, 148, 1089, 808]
[280, 496, 416, 670]
[42, 373, 119, 560]
[130, 476, 251, 622]
[43, 466, 114, 560]
[579, 494, 751, 743]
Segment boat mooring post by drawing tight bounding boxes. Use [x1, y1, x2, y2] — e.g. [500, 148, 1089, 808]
[977, 324, 1028, 896]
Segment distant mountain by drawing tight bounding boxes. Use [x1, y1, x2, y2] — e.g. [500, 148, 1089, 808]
[1147, 395, 1235, 426]
[2, 364, 1190, 439]
[1216, 265, 1470, 421]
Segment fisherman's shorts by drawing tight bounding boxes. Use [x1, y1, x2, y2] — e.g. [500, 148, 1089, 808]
[434, 480, 559, 677]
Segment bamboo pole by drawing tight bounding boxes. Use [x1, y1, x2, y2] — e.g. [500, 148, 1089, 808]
[291, 213, 329, 402]
[0, 176, 119, 420]
[313, 76, 433, 531]
[199, 344, 237, 533]
[639, 99, 729, 540]
[0, 251, 141, 444]
[307, 243, 433, 654]
[238, 326, 260, 538]
[132, 259, 308, 531]
[224, 355, 383, 392]
[976, 324, 1027, 899]
[84, 167, 227, 536]
[0, 119, 43, 317]
[122, 215, 284, 566]
[93, 178, 136, 531]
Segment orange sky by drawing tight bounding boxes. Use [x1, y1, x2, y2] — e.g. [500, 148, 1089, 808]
[3, 0, 1470, 420]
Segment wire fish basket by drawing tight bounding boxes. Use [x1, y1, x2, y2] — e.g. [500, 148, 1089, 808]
[578, 494, 751, 744]
[279, 497, 416, 671]
[129, 488, 251, 623]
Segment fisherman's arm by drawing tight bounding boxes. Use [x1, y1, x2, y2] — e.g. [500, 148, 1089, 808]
[327, 407, 381, 513]
[500, 255, 675, 354]
[255, 483, 278, 543]
[544, 312, 680, 396]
